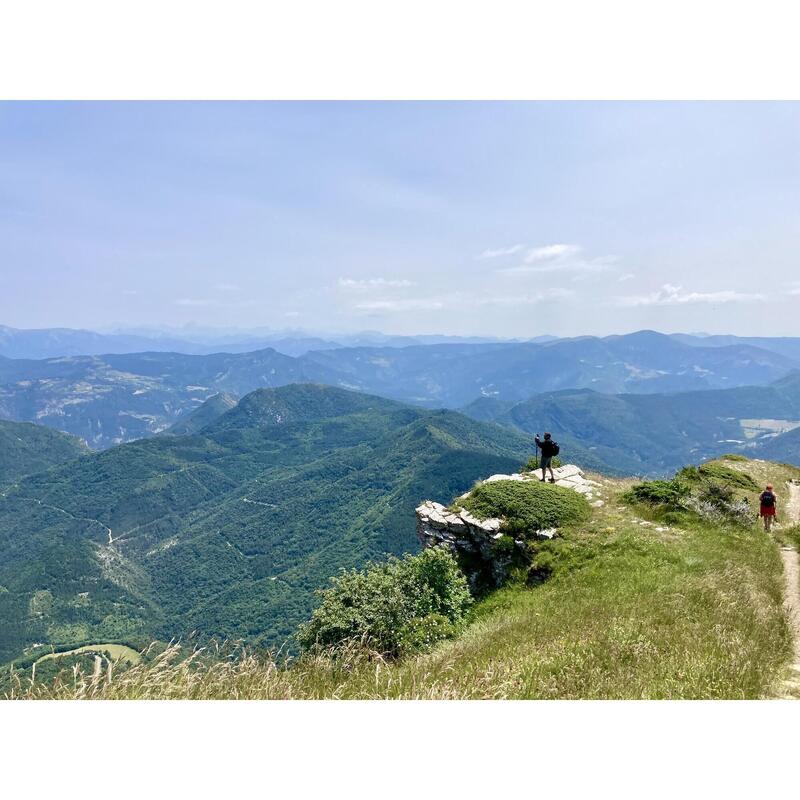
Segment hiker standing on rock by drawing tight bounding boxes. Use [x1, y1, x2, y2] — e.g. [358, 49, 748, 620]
[534, 432, 559, 484]
[760, 484, 778, 531]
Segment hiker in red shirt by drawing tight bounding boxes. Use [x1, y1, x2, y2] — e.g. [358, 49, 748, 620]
[759, 484, 777, 531]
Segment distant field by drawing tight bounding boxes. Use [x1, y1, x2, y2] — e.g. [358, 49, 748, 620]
[35, 643, 141, 666]
[740, 418, 800, 439]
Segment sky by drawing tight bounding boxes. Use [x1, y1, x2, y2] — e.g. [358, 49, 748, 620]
[1, 101, 799, 338]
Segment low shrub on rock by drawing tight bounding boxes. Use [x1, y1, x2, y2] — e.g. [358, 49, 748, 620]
[460, 479, 590, 536]
[296, 547, 472, 657]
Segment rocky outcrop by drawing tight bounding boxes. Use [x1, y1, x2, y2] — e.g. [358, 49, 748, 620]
[416, 464, 603, 590]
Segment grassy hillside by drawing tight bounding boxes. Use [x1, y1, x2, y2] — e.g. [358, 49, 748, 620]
[10, 456, 799, 699]
[0, 384, 534, 664]
[0, 419, 87, 486]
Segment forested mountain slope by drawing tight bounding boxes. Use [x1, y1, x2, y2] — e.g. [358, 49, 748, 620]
[167, 393, 238, 435]
[0, 384, 533, 663]
[0, 419, 87, 486]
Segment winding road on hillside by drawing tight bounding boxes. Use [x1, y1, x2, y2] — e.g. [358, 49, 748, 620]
[778, 481, 800, 697]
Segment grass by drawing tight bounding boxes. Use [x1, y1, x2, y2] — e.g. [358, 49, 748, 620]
[7, 460, 797, 700]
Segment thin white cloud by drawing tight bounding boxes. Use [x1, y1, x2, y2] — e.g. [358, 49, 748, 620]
[284, 310, 301, 318]
[617, 272, 636, 282]
[524, 243, 582, 263]
[617, 283, 765, 307]
[498, 243, 617, 276]
[478, 244, 525, 259]
[339, 278, 417, 291]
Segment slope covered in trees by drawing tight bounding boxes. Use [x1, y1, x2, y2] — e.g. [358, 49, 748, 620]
[0, 419, 87, 486]
[0, 384, 532, 663]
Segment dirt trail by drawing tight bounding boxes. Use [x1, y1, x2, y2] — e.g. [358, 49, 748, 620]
[776, 481, 800, 696]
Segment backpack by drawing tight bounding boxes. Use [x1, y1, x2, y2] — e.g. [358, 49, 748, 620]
[551, 441, 560, 456]
[761, 491, 775, 507]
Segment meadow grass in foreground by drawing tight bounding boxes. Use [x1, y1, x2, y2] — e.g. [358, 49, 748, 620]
[8, 467, 794, 699]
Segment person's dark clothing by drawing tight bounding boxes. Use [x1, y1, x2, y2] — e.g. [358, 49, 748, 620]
[535, 437, 558, 458]
[760, 490, 776, 516]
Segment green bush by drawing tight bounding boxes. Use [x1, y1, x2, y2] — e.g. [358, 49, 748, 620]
[460, 479, 590, 536]
[720, 453, 749, 462]
[698, 482, 735, 509]
[697, 462, 758, 491]
[624, 479, 690, 509]
[677, 465, 700, 482]
[296, 547, 472, 657]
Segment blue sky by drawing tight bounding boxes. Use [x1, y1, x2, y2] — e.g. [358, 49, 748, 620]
[1, 101, 798, 337]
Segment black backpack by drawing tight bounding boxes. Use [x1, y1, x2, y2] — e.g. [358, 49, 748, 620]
[551, 441, 560, 456]
[761, 491, 775, 507]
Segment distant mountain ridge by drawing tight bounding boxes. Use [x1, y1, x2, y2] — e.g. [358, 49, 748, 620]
[462, 370, 800, 475]
[0, 330, 797, 449]
[0, 324, 526, 360]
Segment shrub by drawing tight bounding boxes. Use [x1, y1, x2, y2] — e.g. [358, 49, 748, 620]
[460, 479, 590, 536]
[677, 465, 700, 483]
[720, 453, 748, 462]
[686, 495, 756, 527]
[624, 479, 690, 509]
[698, 482, 734, 509]
[296, 547, 472, 657]
[697, 462, 758, 491]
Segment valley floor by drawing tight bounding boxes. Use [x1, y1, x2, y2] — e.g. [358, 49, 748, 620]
[9, 458, 800, 700]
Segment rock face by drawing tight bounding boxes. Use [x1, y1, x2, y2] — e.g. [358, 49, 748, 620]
[416, 464, 602, 590]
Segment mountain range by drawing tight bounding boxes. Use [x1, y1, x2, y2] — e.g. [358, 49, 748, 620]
[0, 384, 533, 663]
[0, 324, 527, 360]
[1, 330, 797, 449]
[463, 370, 800, 475]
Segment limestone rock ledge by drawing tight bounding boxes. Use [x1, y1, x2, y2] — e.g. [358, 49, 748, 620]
[416, 464, 601, 589]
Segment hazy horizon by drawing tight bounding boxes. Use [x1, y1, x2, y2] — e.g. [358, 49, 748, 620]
[2, 319, 795, 345]
[2, 102, 798, 337]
